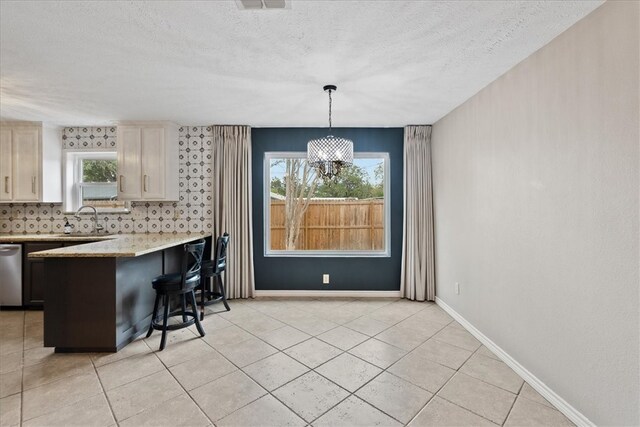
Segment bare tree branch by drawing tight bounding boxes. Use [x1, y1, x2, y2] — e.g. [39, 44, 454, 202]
[283, 158, 319, 250]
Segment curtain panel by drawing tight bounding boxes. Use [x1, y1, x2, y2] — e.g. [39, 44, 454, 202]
[401, 125, 436, 301]
[212, 125, 255, 298]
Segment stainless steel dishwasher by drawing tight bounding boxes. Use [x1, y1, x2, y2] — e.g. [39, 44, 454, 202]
[0, 244, 22, 307]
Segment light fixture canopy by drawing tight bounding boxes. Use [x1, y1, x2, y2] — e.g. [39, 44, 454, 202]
[307, 85, 354, 181]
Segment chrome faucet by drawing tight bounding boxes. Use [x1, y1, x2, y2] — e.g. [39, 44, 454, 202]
[74, 205, 104, 234]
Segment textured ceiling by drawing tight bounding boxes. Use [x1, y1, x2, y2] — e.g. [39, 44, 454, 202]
[0, 0, 603, 127]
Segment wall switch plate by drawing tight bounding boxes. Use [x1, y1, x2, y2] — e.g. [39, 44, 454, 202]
[455, 282, 460, 295]
[323, 274, 330, 285]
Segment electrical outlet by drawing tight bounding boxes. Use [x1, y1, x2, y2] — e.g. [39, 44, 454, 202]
[322, 274, 330, 285]
[455, 282, 460, 295]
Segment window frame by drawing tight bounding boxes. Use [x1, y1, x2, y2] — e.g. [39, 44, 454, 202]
[62, 150, 129, 214]
[263, 151, 391, 258]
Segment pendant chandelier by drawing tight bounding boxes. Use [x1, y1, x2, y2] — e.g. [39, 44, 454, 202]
[307, 85, 354, 181]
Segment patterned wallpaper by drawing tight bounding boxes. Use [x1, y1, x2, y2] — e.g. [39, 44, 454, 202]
[0, 126, 213, 235]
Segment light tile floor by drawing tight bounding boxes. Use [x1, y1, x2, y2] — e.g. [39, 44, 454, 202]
[0, 298, 575, 426]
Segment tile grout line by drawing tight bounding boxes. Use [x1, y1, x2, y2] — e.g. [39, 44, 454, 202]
[93, 332, 190, 424]
[144, 347, 217, 426]
[301, 324, 439, 427]
[266, 322, 424, 424]
[5, 299, 539, 427]
[18, 318, 102, 424]
[408, 338, 488, 425]
[427, 342, 511, 426]
[200, 298, 430, 425]
[92, 361, 166, 399]
[111, 327, 208, 423]
[406, 342, 486, 425]
[330, 328, 454, 426]
[209, 302, 357, 368]
[262, 302, 407, 423]
[90, 354, 121, 427]
[20, 311, 25, 427]
[452, 347, 527, 395]
[203, 300, 383, 424]
[501, 377, 527, 426]
[177, 311, 305, 424]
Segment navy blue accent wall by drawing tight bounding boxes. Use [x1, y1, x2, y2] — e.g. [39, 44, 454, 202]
[252, 127, 404, 291]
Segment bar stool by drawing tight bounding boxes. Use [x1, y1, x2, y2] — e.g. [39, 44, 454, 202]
[199, 233, 230, 320]
[146, 239, 206, 351]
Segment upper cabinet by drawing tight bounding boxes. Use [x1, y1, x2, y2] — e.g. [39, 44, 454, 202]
[116, 122, 179, 201]
[0, 122, 62, 203]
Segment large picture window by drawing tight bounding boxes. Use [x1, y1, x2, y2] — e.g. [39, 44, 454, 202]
[264, 152, 390, 257]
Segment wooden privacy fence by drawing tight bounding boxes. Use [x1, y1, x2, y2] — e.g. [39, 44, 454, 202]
[270, 199, 384, 251]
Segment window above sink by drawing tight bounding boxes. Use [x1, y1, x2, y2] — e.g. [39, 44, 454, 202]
[63, 151, 130, 213]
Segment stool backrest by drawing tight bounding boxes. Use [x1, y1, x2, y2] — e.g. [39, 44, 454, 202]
[214, 233, 230, 274]
[181, 239, 206, 289]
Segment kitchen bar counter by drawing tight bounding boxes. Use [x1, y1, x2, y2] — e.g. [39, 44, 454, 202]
[0, 233, 114, 243]
[1, 233, 205, 258]
[5, 233, 212, 353]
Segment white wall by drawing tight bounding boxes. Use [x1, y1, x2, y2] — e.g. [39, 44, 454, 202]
[431, 1, 639, 425]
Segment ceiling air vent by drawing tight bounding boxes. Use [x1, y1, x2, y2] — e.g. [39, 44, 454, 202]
[236, 0, 290, 10]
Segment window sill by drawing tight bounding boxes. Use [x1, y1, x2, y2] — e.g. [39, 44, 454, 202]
[264, 251, 390, 258]
[63, 209, 131, 215]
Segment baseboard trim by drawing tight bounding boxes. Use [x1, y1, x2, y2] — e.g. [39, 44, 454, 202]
[254, 290, 401, 298]
[435, 297, 595, 427]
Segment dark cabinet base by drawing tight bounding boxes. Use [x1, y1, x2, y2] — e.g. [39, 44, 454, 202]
[43, 242, 201, 353]
[22, 241, 98, 310]
[24, 243, 62, 308]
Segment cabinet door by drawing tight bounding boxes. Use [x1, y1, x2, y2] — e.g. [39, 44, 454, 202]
[23, 243, 62, 308]
[117, 126, 142, 199]
[141, 126, 165, 199]
[12, 128, 40, 201]
[0, 128, 12, 201]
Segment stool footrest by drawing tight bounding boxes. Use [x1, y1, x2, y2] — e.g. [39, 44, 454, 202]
[196, 290, 225, 306]
[150, 312, 198, 331]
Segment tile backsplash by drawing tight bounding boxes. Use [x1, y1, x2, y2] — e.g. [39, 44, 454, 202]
[0, 126, 213, 235]
[61, 126, 117, 149]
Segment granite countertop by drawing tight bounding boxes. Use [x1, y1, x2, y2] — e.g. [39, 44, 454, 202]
[0, 233, 209, 258]
[0, 234, 116, 243]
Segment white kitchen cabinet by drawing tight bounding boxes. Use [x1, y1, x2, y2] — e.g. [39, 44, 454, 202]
[117, 126, 142, 199]
[140, 126, 166, 200]
[0, 128, 12, 201]
[0, 122, 62, 203]
[116, 122, 178, 201]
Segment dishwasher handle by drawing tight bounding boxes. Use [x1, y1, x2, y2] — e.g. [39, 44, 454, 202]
[0, 245, 21, 256]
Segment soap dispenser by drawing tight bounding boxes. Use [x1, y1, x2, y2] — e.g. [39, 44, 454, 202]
[64, 221, 74, 235]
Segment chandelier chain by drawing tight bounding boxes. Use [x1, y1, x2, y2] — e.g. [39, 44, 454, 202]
[328, 89, 332, 132]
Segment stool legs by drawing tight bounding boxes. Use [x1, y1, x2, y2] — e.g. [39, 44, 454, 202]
[148, 291, 205, 351]
[218, 275, 231, 312]
[146, 294, 161, 338]
[198, 274, 231, 318]
[159, 294, 170, 351]
[190, 290, 206, 337]
[200, 278, 207, 321]
[181, 294, 188, 323]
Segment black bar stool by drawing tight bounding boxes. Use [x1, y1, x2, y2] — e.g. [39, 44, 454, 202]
[199, 233, 230, 320]
[146, 239, 206, 351]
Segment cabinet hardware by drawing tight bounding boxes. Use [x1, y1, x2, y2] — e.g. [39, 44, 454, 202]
[144, 175, 149, 192]
[31, 176, 36, 194]
[119, 175, 124, 192]
[4, 176, 8, 194]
